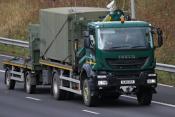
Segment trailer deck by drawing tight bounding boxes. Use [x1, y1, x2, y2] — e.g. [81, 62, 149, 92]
[3, 57, 32, 82]
[3, 57, 32, 69]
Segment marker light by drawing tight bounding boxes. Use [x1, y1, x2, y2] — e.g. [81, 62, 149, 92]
[97, 75, 107, 79]
[148, 74, 157, 77]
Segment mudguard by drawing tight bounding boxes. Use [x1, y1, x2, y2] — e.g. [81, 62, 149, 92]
[82, 64, 95, 78]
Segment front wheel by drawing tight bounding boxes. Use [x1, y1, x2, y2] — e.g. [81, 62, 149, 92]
[83, 79, 97, 107]
[25, 72, 36, 94]
[137, 87, 152, 105]
[5, 69, 16, 90]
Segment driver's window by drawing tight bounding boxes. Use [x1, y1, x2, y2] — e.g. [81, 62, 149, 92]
[89, 28, 95, 48]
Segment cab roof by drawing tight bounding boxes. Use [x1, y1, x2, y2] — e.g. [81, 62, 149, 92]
[88, 21, 151, 28]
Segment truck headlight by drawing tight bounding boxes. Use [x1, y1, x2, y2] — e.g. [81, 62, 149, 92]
[147, 79, 156, 84]
[98, 80, 108, 86]
[148, 73, 157, 77]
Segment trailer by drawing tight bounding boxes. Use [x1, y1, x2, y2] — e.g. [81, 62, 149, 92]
[3, 6, 163, 107]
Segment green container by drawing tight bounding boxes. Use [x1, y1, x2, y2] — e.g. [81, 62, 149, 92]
[39, 7, 108, 64]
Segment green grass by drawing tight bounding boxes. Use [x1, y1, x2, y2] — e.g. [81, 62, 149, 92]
[0, 44, 29, 57]
[156, 70, 175, 86]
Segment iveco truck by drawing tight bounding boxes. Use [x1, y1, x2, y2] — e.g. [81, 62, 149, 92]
[3, 5, 163, 106]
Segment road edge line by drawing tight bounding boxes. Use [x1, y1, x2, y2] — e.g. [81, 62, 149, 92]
[158, 83, 174, 88]
[122, 95, 175, 108]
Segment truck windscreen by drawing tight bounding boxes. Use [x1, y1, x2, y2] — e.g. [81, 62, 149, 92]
[98, 27, 151, 50]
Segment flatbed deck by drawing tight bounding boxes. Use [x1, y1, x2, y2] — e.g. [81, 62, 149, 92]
[3, 57, 32, 70]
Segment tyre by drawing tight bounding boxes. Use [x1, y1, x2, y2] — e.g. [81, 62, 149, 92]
[5, 69, 16, 90]
[83, 79, 97, 107]
[137, 88, 152, 105]
[25, 72, 36, 94]
[52, 72, 66, 100]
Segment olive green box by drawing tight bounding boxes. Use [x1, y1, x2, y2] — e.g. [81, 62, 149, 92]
[40, 7, 107, 64]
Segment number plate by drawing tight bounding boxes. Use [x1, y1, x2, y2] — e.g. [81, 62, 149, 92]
[121, 80, 135, 85]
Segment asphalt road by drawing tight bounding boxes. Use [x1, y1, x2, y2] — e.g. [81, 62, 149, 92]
[0, 54, 175, 117]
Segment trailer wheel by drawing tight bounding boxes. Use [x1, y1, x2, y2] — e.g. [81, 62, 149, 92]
[52, 72, 65, 100]
[137, 87, 152, 105]
[25, 72, 36, 94]
[5, 69, 16, 90]
[83, 79, 97, 107]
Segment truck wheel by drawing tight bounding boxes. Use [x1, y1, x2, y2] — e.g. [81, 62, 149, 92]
[25, 72, 36, 94]
[52, 72, 65, 100]
[83, 79, 97, 107]
[5, 69, 16, 90]
[137, 88, 152, 105]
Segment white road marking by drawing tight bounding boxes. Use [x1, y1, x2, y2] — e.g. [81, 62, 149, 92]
[25, 97, 41, 101]
[158, 83, 174, 88]
[82, 110, 100, 115]
[122, 95, 175, 108]
[152, 101, 175, 108]
[0, 54, 13, 58]
[0, 70, 5, 73]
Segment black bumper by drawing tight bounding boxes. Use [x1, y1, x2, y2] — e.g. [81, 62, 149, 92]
[89, 72, 157, 91]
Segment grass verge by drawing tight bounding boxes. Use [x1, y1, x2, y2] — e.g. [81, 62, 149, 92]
[0, 44, 29, 58]
[156, 70, 175, 86]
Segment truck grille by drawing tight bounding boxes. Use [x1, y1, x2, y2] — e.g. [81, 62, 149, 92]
[106, 57, 147, 69]
[115, 72, 140, 79]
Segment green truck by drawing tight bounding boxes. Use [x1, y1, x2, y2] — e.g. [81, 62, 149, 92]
[3, 7, 163, 106]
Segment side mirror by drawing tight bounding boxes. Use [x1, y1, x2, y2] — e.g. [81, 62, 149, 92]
[83, 30, 90, 48]
[157, 28, 163, 47]
[84, 37, 90, 48]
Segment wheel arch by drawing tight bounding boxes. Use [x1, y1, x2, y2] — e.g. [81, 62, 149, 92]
[80, 64, 95, 89]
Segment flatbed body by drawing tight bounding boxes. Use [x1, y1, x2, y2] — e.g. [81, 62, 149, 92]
[3, 57, 82, 95]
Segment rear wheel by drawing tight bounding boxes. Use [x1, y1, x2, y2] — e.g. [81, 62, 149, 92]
[5, 69, 16, 90]
[83, 79, 97, 107]
[25, 72, 36, 94]
[52, 72, 66, 100]
[137, 87, 152, 105]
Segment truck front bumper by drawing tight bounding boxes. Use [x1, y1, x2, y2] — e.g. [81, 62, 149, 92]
[90, 71, 157, 94]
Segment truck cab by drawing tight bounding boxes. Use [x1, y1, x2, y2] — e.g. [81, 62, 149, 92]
[78, 18, 163, 106]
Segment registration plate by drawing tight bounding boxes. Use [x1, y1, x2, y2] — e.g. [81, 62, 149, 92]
[121, 80, 135, 85]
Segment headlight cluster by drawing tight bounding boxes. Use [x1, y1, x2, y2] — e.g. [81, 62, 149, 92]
[97, 73, 108, 86]
[147, 79, 156, 84]
[98, 80, 108, 86]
